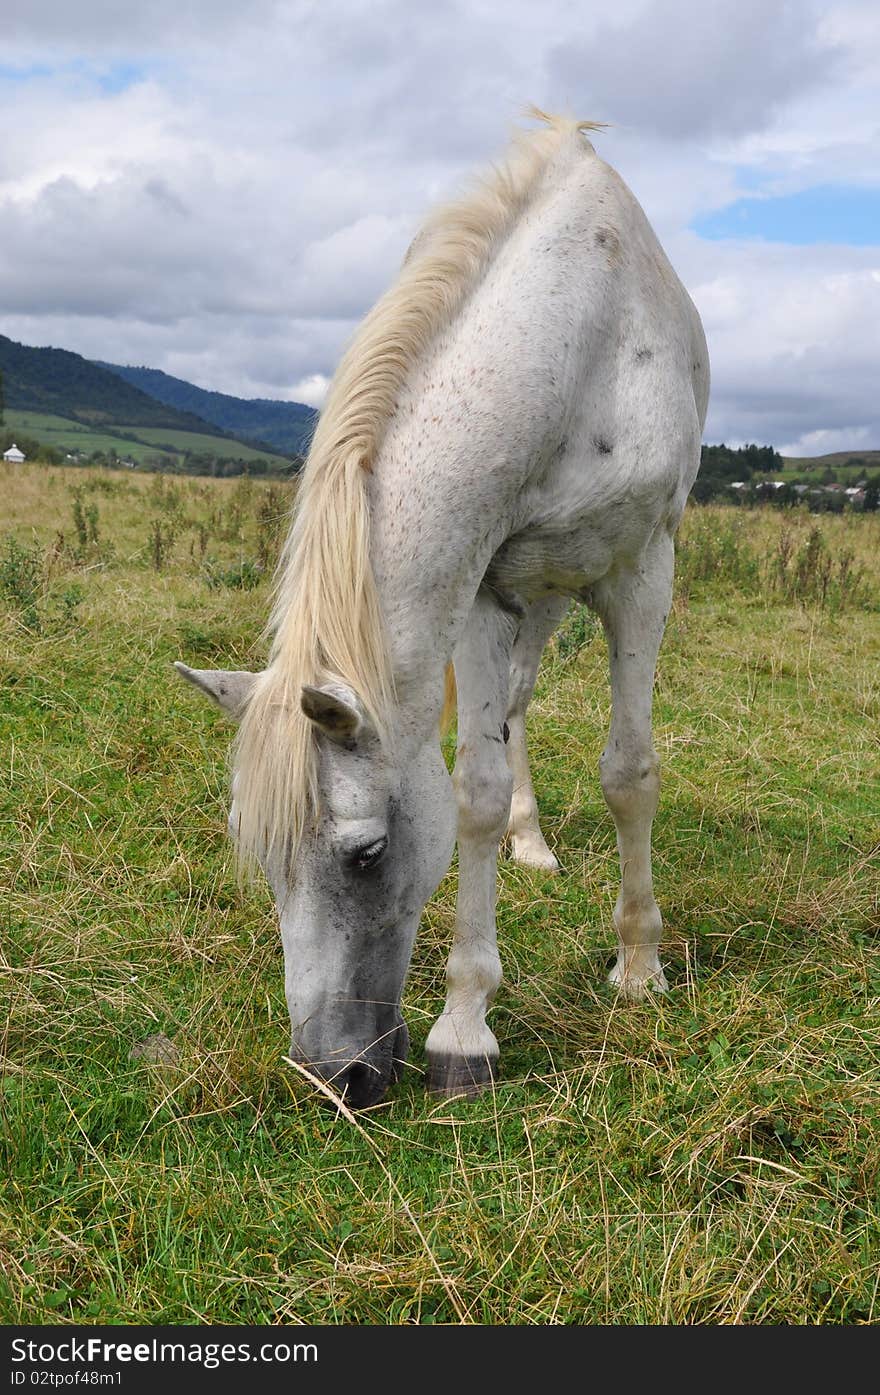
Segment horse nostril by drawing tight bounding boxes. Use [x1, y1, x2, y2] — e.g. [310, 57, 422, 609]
[343, 1061, 370, 1102]
[336, 1060, 383, 1109]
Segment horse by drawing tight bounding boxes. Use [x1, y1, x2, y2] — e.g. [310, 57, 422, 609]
[175, 109, 710, 1109]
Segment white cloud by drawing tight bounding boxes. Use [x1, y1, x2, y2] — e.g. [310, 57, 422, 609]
[289, 374, 331, 408]
[293, 215, 415, 319]
[673, 235, 880, 446]
[0, 0, 878, 450]
[778, 425, 874, 456]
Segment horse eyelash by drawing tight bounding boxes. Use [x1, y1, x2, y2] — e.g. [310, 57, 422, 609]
[352, 837, 388, 871]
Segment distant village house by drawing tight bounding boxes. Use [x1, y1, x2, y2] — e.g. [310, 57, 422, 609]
[3, 443, 25, 463]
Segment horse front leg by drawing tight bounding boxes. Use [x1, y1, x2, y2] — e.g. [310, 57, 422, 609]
[592, 533, 674, 1000]
[505, 595, 567, 871]
[425, 591, 516, 1096]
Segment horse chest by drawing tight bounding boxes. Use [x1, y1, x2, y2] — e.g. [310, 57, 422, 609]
[485, 522, 615, 600]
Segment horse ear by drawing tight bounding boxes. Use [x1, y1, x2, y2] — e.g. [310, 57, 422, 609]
[174, 662, 259, 721]
[301, 684, 366, 746]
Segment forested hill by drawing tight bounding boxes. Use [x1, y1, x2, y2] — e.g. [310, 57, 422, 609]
[0, 335, 227, 436]
[97, 363, 317, 457]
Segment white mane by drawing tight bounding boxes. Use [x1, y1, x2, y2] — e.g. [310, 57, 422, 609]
[232, 109, 603, 870]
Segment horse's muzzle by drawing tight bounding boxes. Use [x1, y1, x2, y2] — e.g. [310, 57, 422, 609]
[290, 1019, 410, 1109]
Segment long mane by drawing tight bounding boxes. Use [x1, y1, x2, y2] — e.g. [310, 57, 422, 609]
[232, 109, 602, 870]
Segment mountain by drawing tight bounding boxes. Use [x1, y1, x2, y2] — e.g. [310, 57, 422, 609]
[0, 335, 227, 437]
[97, 363, 317, 457]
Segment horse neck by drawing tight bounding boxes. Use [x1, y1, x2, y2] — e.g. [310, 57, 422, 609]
[361, 153, 604, 733]
[367, 408, 516, 737]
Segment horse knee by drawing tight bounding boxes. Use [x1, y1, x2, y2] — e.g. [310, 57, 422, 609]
[599, 747, 660, 824]
[454, 745, 513, 842]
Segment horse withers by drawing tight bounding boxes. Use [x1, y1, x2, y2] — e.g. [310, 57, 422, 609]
[176, 110, 709, 1108]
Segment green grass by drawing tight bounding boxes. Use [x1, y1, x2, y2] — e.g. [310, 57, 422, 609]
[1, 464, 878, 1324]
[781, 450, 880, 478]
[4, 411, 290, 467]
[117, 426, 289, 463]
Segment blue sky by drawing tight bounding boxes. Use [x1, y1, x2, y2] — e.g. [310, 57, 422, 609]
[0, 0, 878, 455]
[694, 185, 880, 246]
[0, 59, 150, 92]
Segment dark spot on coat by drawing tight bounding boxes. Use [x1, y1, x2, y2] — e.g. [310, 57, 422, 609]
[594, 226, 621, 261]
[593, 435, 613, 455]
[502, 722, 510, 744]
[635, 347, 653, 362]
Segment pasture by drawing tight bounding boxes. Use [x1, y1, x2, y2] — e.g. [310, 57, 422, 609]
[3, 411, 290, 470]
[1, 460, 878, 1324]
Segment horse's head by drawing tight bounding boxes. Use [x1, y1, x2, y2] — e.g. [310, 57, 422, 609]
[174, 663, 456, 1107]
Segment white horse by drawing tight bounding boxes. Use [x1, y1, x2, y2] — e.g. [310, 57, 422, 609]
[176, 110, 709, 1108]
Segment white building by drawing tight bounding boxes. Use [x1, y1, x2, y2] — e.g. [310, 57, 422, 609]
[3, 443, 25, 463]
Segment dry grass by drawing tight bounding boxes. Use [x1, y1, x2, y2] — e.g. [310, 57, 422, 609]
[1, 468, 878, 1324]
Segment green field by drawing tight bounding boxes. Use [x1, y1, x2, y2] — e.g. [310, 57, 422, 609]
[4, 410, 291, 468]
[1, 464, 878, 1324]
[773, 451, 880, 486]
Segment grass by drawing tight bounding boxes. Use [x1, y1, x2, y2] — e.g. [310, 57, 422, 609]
[780, 450, 880, 481]
[1, 463, 878, 1325]
[4, 411, 290, 468]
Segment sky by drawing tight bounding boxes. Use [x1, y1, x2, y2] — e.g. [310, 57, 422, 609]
[0, 0, 878, 456]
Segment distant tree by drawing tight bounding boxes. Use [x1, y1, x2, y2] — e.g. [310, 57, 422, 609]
[689, 474, 722, 503]
[700, 443, 754, 481]
[863, 481, 879, 512]
[776, 482, 796, 507]
[693, 442, 784, 506]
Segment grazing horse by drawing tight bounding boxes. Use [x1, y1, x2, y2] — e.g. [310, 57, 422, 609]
[175, 110, 709, 1108]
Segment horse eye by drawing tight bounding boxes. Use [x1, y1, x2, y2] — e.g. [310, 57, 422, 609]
[350, 836, 388, 871]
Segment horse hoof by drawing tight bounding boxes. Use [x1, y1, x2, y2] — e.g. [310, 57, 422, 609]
[607, 963, 669, 999]
[425, 1052, 497, 1098]
[511, 839, 560, 873]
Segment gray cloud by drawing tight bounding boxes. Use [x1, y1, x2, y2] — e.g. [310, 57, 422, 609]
[549, 0, 845, 139]
[0, 0, 280, 50]
[682, 239, 880, 449]
[0, 0, 878, 452]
